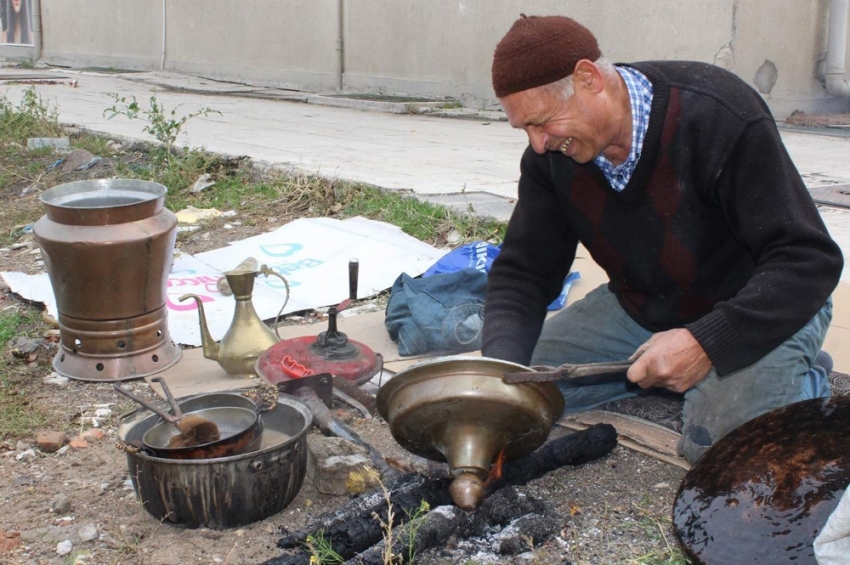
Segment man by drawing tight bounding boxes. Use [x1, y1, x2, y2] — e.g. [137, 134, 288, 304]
[481, 15, 844, 464]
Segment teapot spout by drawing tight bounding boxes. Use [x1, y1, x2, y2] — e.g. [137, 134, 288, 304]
[178, 294, 220, 361]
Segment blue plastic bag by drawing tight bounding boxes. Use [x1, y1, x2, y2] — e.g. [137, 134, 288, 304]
[422, 241, 500, 277]
[423, 241, 580, 311]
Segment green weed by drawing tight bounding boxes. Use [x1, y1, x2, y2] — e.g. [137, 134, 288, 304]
[104, 93, 221, 168]
[404, 500, 430, 564]
[0, 87, 63, 144]
[305, 531, 344, 564]
[0, 310, 49, 440]
[72, 132, 115, 157]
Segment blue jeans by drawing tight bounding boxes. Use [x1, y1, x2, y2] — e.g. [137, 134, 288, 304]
[531, 285, 833, 464]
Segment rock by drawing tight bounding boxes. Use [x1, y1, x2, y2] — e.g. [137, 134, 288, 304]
[27, 137, 71, 150]
[63, 126, 81, 137]
[306, 436, 380, 496]
[43, 373, 70, 386]
[16, 449, 36, 462]
[78, 523, 97, 542]
[51, 493, 72, 515]
[69, 437, 90, 449]
[13, 476, 34, 487]
[56, 539, 73, 556]
[8, 336, 44, 359]
[0, 531, 21, 554]
[60, 149, 96, 173]
[81, 429, 105, 442]
[15, 440, 31, 451]
[36, 431, 68, 453]
[56, 445, 70, 455]
[21, 525, 78, 544]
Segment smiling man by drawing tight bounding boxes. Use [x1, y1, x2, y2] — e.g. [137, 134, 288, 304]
[481, 15, 844, 464]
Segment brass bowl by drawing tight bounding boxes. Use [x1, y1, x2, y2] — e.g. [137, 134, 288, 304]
[377, 355, 565, 509]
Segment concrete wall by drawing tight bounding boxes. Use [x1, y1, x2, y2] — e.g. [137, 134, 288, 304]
[16, 0, 850, 118]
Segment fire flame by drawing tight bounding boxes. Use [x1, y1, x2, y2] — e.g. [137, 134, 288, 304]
[485, 447, 507, 487]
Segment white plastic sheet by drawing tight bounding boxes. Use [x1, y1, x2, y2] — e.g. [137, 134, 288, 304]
[1, 217, 443, 346]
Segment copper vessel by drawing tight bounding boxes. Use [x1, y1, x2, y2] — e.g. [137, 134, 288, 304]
[179, 258, 289, 377]
[377, 355, 565, 510]
[33, 179, 181, 381]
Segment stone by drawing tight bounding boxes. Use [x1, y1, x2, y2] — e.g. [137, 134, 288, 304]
[51, 493, 72, 514]
[8, 336, 44, 359]
[78, 523, 98, 542]
[15, 440, 31, 451]
[69, 437, 89, 449]
[36, 431, 68, 453]
[43, 373, 70, 387]
[27, 137, 71, 150]
[306, 436, 380, 496]
[56, 539, 73, 556]
[15, 449, 36, 462]
[0, 531, 21, 554]
[60, 149, 96, 173]
[21, 525, 78, 544]
[81, 429, 105, 442]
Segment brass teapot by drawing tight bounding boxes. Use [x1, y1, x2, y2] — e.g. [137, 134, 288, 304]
[180, 258, 289, 377]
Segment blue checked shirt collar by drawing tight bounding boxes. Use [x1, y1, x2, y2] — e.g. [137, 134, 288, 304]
[593, 66, 653, 192]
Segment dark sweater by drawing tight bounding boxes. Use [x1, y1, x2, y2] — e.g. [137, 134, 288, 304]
[481, 61, 843, 376]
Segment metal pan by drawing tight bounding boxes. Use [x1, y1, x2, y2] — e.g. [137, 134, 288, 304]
[114, 377, 269, 459]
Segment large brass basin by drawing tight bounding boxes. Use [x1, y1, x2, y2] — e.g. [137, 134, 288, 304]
[377, 355, 565, 509]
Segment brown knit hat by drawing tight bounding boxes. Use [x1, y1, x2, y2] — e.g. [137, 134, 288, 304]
[492, 15, 601, 97]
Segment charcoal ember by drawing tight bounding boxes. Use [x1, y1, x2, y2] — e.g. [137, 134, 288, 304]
[345, 505, 469, 565]
[269, 474, 453, 565]
[270, 424, 617, 565]
[495, 423, 618, 488]
[491, 512, 561, 555]
[467, 486, 548, 537]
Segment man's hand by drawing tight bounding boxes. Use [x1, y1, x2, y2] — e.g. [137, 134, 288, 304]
[626, 329, 712, 393]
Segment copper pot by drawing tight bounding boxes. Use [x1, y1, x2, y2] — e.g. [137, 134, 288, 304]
[33, 179, 181, 381]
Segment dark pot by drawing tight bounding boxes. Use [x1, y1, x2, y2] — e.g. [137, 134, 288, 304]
[118, 392, 312, 528]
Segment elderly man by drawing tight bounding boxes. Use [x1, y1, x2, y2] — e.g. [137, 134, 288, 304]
[481, 15, 844, 464]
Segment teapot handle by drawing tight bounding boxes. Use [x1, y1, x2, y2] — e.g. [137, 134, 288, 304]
[260, 265, 290, 340]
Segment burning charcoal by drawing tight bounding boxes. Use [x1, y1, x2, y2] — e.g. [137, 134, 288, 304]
[271, 474, 453, 565]
[467, 487, 548, 537]
[491, 513, 561, 555]
[269, 425, 617, 565]
[345, 506, 470, 565]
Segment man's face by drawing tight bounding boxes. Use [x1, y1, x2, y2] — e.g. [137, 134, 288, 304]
[500, 76, 607, 164]
[11, 0, 22, 13]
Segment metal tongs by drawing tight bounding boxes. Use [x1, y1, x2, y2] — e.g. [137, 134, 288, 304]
[503, 360, 633, 384]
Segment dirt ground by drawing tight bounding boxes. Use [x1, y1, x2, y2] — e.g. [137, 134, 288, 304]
[0, 139, 694, 565]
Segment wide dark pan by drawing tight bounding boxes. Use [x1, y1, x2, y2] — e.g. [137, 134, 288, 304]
[114, 377, 267, 460]
[142, 405, 261, 459]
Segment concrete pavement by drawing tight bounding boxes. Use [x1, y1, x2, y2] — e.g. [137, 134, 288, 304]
[2, 66, 849, 370]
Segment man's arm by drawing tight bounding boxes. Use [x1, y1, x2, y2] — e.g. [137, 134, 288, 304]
[482, 148, 579, 365]
[633, 117, 842, 387]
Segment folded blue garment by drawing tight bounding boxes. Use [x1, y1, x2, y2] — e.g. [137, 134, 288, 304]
[385, 268, 486, 356]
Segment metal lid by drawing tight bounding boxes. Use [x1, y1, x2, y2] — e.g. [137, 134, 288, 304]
[39, 179, 168, 225]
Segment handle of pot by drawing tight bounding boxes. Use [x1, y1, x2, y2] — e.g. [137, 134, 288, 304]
[150, 376, 183, 420]
[113, 382, 179, 423]
[503, 360, 634, 384]
[260, 264, 290, 340]
[242, 384, 279, 414]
